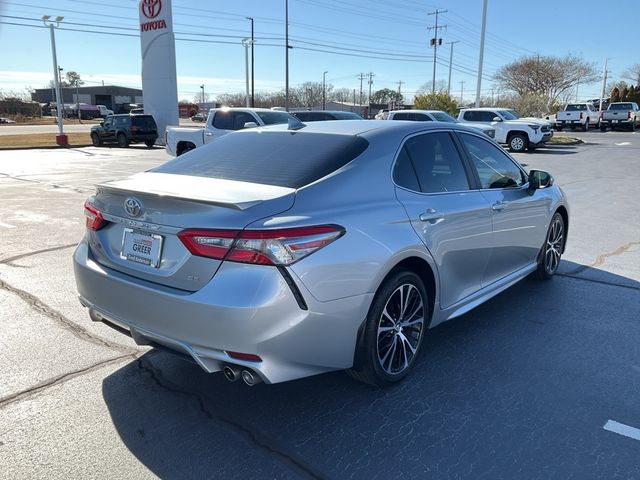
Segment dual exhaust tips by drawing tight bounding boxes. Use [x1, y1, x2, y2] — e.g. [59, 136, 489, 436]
[223, 364, 262, 386]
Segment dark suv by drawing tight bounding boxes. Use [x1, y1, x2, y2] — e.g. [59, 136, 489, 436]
[91, 114, 158, 148]
[292, 110, 362, 122]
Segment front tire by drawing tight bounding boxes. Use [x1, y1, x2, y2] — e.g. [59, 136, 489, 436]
[348, 270, 428, 386]
[600, 124, 607, 132]
[536, 212, 565, 280]
[508, 133, 528, 153]
[90, 132, 102, 147]
[145, 140, 155, 148]
[117, 133, 129, 148]
[583, 119, 589, 132]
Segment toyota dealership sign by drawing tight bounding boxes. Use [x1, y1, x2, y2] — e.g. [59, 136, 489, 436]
[139, 0, 178, 144]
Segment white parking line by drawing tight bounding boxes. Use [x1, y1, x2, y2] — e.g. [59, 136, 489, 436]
[604, 420, 640, 441]
[0, 220, 16, 229]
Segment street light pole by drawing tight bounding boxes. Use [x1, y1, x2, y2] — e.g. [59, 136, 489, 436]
[242, 38, 252, 107]
[43, 15, 65, 143]
[246, 17, 255, 107]
[322, 70, 328, 110]
[446, 40, 459, 96]
[285, 0, 290, 111]
[475, 0, 488, 107]
[200, 84, 204, 103]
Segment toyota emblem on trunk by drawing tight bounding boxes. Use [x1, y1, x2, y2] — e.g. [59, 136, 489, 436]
[124, 197, 142, 217]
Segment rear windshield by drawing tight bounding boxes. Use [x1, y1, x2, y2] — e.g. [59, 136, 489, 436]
[255, 111, 295, 125]
[565, 104, 587, 111]
[332, 112, 362, 120]
[609, 103, 633, 110]
[131, 115, 157, 129]
[153, 131, 369, 189]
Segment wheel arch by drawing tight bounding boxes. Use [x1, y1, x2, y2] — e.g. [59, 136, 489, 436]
[176, 141, 197, 156]
[554, 205, 569, 253]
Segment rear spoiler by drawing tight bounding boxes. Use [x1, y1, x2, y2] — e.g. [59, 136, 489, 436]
[97, 172, 294, 211]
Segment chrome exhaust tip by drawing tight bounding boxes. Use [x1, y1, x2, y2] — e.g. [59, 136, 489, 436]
[241, 369, 262, 386]
[223, 365, 241, 382]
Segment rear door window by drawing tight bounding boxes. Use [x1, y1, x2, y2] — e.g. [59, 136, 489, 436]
[403, 132, 470, 193]
[212, 111, 233, 130]
[153, 131, 369, 189]
[131, 116, 157, 130]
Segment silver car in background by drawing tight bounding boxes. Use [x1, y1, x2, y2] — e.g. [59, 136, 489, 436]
[74, 120, 569, 386]
[386, 109, 496, 139]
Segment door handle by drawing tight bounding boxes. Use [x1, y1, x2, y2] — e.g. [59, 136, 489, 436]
[492, 201, 509, 211]
[204, 132, 214, 137]
[419, 208, 444, 223]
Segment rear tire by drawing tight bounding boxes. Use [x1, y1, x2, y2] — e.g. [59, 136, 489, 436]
[145, 140, 155, 148]
[91, 132, 101, 147]
[117, 133, 129, 148]
[536, 212, 565, 280]
[600, 124, 607, 132]
[508, 133, 528, 153]
[347, 270, 428, 386]
[583, 120, 589, 132]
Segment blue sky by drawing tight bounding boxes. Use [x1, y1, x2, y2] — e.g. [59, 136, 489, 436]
[0, 0, 637, 103]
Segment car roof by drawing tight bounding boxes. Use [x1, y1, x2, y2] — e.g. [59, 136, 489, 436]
[239, 119, 483, 138]
[389, 109, 448, 115]
[211, 107, 291, 113]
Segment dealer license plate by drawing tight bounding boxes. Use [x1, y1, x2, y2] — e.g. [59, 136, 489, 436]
[121, 229, 163, 268]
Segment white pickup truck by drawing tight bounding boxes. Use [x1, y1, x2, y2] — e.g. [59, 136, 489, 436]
[599, 102, 640, 131]
[386, 109, 496, 139]
[165, 107, 296, 156]
[555, 103, 599, 131]
[457, 107, 553, 153]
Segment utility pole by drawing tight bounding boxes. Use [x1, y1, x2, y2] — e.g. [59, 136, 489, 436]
[367, 72, 374, 118]
[445, 40, 459, 96]
[200, 84, 205, 103]
[428, 9, 447, 94]
[42, 15, 65, 144]
[357, 73, 365, 109]
[246, 17, 254, 107]
[322, 70, 328, 110]
[285, 0, 290, 111]
[397, 80, 404, 97]
[598, 58, 608, 113]
[459, 80, 465, 105]
[475, 0, 488, 107]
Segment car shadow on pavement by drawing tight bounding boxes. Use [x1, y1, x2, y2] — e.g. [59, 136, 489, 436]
[102, 261, 640, 479]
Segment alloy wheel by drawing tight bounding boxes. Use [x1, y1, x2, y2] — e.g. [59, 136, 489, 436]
[545, 217, 564, 274]
[376, 283, 425, 375]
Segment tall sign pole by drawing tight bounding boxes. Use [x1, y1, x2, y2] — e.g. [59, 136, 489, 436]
[446, 41, 459, 96]
[599, 58, 608, 113]
[475, 0, 488, 107]
[139, 0, 179, 145]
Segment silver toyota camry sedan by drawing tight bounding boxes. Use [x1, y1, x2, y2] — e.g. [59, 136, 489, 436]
[74, 120, 569, 386]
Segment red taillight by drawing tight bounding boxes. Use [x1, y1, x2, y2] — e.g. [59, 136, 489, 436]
[83, 200, 106, 230]
[628, 111, 632, 119]
[178, 225, 344, 266]
[130, 125, 139, 133]
[600, 111, 604, 119]
[177, 229, 237, 260]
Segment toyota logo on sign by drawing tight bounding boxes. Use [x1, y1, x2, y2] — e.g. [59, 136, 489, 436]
[124, 197, 142, 217]
[140, 0, 162, 19]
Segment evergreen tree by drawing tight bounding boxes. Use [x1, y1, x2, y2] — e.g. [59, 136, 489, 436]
[610, 87, 620, 103]
[620, 86, 629, 101]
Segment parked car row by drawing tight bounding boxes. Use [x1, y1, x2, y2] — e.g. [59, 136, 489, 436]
[553, 101, 639, 132]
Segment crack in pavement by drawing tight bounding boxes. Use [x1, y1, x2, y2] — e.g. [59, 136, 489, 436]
[0, 353, 137, 409]
[0, 278, 136, 354]
[136, 357, 328, 480]
[557, 273, 640, 291]
[0, 172, 91, 194]
[563, 240, 640, 275]
[0, 243, 77, 265]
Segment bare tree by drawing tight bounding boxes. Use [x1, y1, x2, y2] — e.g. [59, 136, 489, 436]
[494, 54, 598, 104]
[622, 63, 640, 85]
[331, 88, 353, 103]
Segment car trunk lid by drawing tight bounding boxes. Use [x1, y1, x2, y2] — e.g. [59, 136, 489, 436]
[87, 172, 295, 291]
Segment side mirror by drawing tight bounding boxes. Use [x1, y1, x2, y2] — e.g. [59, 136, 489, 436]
[492, 116, 503, 122]
[528, 169, 554, 191]
[243, 121, 258, 129]
[100, 122, 104, 126]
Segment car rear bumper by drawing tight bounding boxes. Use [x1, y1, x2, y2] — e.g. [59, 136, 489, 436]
[73, 240, 372, 384]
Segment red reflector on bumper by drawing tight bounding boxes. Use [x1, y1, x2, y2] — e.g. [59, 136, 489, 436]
[227, 351, 262, 362]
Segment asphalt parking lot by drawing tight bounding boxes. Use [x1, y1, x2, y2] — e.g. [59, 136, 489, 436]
[1, 131, 639, 479]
